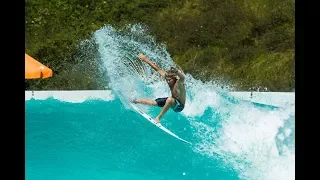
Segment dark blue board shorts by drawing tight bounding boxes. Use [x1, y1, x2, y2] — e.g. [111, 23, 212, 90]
[155, 97, 184, 112]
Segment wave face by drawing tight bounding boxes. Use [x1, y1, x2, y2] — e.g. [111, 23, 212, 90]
[25, 24, 295, 180]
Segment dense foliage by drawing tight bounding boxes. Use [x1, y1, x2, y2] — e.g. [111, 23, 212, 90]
[25, 0, 294, 91]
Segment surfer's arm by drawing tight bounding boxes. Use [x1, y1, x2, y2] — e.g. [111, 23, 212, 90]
[138, 53, 166, 77]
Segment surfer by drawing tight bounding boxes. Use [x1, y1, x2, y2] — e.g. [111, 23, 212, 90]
[130, 53, 186, 124]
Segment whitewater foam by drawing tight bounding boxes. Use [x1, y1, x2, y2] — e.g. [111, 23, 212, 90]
[91, 23, 295, 180]
[191, 98, 294, 180]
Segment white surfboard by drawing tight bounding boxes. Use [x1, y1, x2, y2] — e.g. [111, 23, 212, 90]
[129, 103, 192, 145]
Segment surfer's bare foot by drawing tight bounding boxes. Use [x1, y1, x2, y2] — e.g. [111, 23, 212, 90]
[154, 116, 161, 124]
[130, 99, 138, 104]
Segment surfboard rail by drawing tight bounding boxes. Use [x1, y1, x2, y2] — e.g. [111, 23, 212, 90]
[129, 103, 192, 145]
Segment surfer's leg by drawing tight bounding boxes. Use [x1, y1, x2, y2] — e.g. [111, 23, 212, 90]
[155, 97, 176, 123]
[131, 99, 158, 106]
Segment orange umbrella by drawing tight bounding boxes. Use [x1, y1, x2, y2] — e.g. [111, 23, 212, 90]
[25, 53, 53, 79]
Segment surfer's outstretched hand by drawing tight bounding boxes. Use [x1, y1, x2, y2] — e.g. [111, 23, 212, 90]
[138, 53, 147, 62]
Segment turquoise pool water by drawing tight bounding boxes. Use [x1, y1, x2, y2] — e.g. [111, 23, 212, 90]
[25, 93, 294, 180]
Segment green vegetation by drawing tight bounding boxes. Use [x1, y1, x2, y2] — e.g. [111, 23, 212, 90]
[25, 0, 294, 91]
